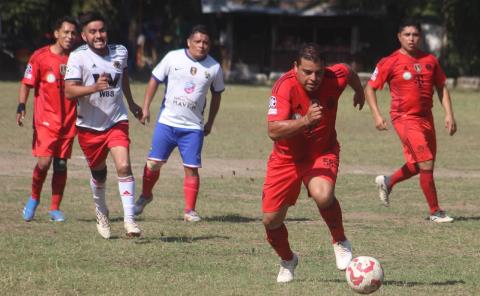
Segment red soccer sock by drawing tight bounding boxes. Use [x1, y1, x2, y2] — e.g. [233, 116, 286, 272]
[419, 169, 440, 214]
[389, 162, 419, 189]
[142, 165, 160, 199]
[50, 170, 67, 210]
[31, 165, 48, 200]
[184, 175, 199, 212]
[265, 223, 294, 261]
[318, 198, 346, 243]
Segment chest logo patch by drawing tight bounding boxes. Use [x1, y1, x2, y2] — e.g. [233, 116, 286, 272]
[268, 96, 277, 115]
[190, 67, 197, 76]
[402, 71, 412, 80]
[46, 72, 56, 83]
[59, 64, 67, 76]
[184, 81, 196, 94]
[414, 64, 422, 73]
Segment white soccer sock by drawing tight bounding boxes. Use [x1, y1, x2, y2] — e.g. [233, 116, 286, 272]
[118, 175, 135, 223]
[90, 178, 108, 215]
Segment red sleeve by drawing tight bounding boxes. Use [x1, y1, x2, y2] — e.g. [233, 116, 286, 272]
[432, 57, 446, 88]
[330, 63, 350, 89]
[367, 57, 390, 90]
[21, 51, 40, 87]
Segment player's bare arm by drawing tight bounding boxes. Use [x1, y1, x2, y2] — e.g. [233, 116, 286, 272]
[122, 68, 142, 121]
[268, 103, 322, 141]
[436, 84, 457, 136]
[204, 91, 221, 136]
[364, 84, 388, 131]
[65, 76, 110, 99]
[16, 83, 32, 126]
[343, 64, 365, 110]
[140, 77, 160, 125]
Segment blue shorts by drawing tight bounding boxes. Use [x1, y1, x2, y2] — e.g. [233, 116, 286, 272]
[148, 122, 204, 168]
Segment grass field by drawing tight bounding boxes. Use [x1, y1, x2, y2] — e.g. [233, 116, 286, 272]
[0, 81, 479, 295]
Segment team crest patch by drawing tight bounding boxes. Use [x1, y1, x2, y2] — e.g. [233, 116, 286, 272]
[403, 71, 412, 80]
[414, 64, 422, 73]
[46, 72, 56, 83]
[24, 64, 33, 79]
[190, 67, 197, 76]
[60, 64, 67, 76]
[113, 61, 121, 69]
[426, 64, 432, 71]
[268, 96, 277, 115]
[204, 71, 210, 79]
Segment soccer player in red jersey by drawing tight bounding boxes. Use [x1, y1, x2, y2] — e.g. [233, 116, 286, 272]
[17, 16, 78, 222]
[263, 43, 365, 283]
[365, 19, 457, 223]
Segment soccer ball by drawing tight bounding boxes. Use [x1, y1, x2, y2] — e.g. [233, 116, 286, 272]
[345, 256, 384, 294]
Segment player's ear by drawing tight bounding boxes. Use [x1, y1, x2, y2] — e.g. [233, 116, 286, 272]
[81, 31, 87, 42]
[54, 29, 60, 40]
[293, 61, 298, 72]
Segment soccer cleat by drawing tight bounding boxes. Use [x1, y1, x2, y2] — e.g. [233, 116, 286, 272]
[95, 209, 111, 239]
[184, 210, 201, 222]
[333, 240, 352, 270]
[23, 197, 39, 222]
[277, 253, 299, 283]
[133, 195, 152, 216]
[124, 220, 142, 238]
[375, 175, 391, 207]
[48, 210, 65, 222]
[430, 210, 454, 223]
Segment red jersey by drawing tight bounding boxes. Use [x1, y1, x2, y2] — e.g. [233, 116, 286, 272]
[368, 50, 446, 121]
[22, 46, 76, 138]
[267, 64, 350, 161]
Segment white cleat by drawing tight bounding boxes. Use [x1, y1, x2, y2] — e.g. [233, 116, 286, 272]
[277, 253, 299, 283]
[333, 240, 352, 270]
[124, 220, 142, 237]
[375, 175, 390, 207]
[430, 210, 454, 223]
[184, 210, 202, 222]
[95, 209, 111, 239]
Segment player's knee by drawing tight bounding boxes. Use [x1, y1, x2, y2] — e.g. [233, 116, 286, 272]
[146, 159, 162, 171]
[313, 192, 334, 209]
[53, 158, 67, 172]
[91, 167, 107, 183]
[116, 163, 132, 176]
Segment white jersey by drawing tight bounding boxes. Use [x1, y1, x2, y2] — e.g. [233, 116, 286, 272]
[152, 49, 225, 130]
[65, 44, 129, 131]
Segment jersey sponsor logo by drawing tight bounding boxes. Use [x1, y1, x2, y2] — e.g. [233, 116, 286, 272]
[414, 64, 422, 73]
[402, 71, 412, 80]
[268, 96, 277, 115]
[24, 64, 33, 79]
[184, 81, 196, 94]
[190, 66, 197, 76]
[370, 67, 378, 81]
[60, 64, 67, 76]
[46, 72, 56, 83]
[173, 96, 197, 111]
[93, 73, 121, 87]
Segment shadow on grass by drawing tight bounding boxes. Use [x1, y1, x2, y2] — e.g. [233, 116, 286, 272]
[195, 214, 312, 223]
[77, 216, 124, 223]
[134, 235, 230, 244]
[452, 216, 480, 221]
[319, 279, 465, 287]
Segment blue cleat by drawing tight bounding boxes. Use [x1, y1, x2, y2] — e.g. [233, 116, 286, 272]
[48, 210, 65, 222]
[23, 197, 39, 222]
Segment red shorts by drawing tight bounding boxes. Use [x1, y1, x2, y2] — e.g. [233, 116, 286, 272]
[32, 126, 74, 158]
[392, 115, 436, 164]
[77, 121, 130, 168]
[262, 147, 340, 213]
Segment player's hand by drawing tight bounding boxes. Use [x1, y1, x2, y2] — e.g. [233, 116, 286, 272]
[95, 73, 111, 92]
[204, 121, 213, 136]
[353, 90, 365, 110]
[374, 115, 388, 131]
[303, 101, 322, 127]
[140, 107, 150, 125]
[16, 110, 26, 127]
[129, 103, 143, 121]
[445, 115, 457, 136]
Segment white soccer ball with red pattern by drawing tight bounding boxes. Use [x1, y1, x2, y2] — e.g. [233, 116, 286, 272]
[345, 256, 384, 294]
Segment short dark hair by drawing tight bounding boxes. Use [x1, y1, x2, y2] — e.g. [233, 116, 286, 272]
[189, 24, 210, 38]
[296, 43, 325, 65]
[398, 19, 422, 33]
[53, 16, 77, 31]
[78, 12, 105, 30]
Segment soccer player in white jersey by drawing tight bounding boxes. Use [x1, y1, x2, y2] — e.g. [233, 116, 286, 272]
[64, 12, 143, 239]
[133, 25, 225, 222]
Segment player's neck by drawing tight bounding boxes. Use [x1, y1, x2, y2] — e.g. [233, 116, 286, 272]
[88, 45, 109, 57]
[50, 43, 68, 56]
[399, 48, 419, 58]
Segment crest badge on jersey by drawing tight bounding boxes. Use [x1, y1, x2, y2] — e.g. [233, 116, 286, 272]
[190, 67, 197, 76]
[24, 64, 33, 79]
[113, 61, 121, 69]
[204, 71, 210, 79]
[268, 96, 277, 115]
[414, 64, 422, 73]
[60, 64, 67, 76]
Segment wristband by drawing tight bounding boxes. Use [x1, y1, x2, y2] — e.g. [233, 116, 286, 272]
[17, 103, 26, 114]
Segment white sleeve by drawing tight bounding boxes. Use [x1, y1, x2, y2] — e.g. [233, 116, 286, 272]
[65, 52, 82, 80]
[151, 52, 171, 82]
[211, 65, 225, 93]
[117, 45, 129, 69]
